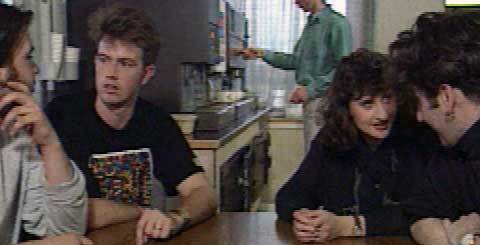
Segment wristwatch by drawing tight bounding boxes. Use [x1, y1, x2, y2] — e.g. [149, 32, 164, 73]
[168, 208, 192, 234]
[460, 234, 475, 245]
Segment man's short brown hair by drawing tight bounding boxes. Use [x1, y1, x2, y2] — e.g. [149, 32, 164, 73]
[88, 4, 160, 66]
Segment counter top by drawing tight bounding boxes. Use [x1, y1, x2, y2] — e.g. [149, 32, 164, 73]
[187, 108, 270, 149]
[269, 116, 304, 123]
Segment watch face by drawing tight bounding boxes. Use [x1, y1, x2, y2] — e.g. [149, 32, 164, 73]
[174, 209, 191, 222]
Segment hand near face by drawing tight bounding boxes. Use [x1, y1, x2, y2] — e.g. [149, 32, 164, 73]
[39, 233, 93, 245]
[136, 209, 178, 245]
[0, 81, 58, 147]
[292, 209, 340, 243]
[288, 86, 307, 104]
[443, 213, 480, 245]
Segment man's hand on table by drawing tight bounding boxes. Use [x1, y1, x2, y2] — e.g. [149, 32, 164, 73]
[292, 209, 343, 243]
[136, 209, 181, 245]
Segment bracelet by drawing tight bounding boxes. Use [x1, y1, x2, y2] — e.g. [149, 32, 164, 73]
[352, 214, 364, 236]
[167, 208, 192, 235]
[460, 234, 475, 245]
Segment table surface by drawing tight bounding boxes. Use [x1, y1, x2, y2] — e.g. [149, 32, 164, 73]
[87, 212, 417, 245]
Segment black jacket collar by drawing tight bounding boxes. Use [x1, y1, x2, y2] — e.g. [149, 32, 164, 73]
[450, 119, 480, 162]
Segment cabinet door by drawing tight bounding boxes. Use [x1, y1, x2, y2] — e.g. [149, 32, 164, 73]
[242, 146, 254, 210]
[254, 133, 271, 185]
[220, 146, 248, 211]
[247, 133, 271, 209]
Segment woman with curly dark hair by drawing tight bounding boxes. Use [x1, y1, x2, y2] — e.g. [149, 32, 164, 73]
[275, 49, 432, 243]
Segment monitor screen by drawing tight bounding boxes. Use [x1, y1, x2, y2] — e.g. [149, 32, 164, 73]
[446, 0, 480, 7]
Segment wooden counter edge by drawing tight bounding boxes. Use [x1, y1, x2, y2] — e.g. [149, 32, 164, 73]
[187, 109, 270, 150]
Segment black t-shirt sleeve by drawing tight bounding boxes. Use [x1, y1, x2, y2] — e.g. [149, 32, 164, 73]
[45, 95, 102, 198]
[275, 136, 324, 221]
[152, 112, 203, 196]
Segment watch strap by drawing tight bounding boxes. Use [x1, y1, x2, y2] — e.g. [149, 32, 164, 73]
[168, 208, 192, 235]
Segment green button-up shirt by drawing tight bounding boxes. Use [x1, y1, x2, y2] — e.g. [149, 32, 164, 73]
[262, 6, 352, 98]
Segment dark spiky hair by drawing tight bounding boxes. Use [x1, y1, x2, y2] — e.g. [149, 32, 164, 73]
[88, 4, 160, 65]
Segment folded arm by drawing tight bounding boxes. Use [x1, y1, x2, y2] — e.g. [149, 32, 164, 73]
[135, 172, 216, 244]
[87, 198, 142, 231]
[411, 218, 450, 245]
[176, 172, 217, 225]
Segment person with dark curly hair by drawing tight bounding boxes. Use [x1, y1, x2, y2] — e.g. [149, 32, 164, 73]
[390, 12, 480, 245]
[275, 49, 432, 243]
[0, 3, 89, 245]
[45, 4, 216, 244]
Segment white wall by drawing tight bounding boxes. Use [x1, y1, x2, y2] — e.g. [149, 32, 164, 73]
[327, 0, 347, 15]
[347, 0, 375, 50]
[373, 0, 445, 53]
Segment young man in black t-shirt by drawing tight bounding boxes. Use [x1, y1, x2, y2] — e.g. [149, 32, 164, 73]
[46, 5, 216, 242]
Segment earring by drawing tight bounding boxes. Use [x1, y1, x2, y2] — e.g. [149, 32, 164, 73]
[445, 111, 456, 122]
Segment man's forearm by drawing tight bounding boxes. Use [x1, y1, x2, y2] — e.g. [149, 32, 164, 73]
[411, 218, 450, 245]
[88, 198, 142, 231]
[262, 51, 297, 70]
[178, 185, 217, 226]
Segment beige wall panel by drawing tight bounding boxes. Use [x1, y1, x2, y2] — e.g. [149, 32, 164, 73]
[263, 121, 305, 204]
[374, 0, 444, 53]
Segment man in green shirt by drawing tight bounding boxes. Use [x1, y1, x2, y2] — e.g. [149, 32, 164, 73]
[239, 0, 352, 147]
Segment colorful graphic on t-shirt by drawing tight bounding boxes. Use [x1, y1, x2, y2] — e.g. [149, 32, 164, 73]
[89, 148, 153, 206]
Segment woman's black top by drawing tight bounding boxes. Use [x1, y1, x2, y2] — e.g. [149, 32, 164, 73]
[275, 123, 436, 235]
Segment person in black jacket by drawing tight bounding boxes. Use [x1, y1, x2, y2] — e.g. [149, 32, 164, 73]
[275, 49, 433, 243]
[389, 12, 480, 245]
